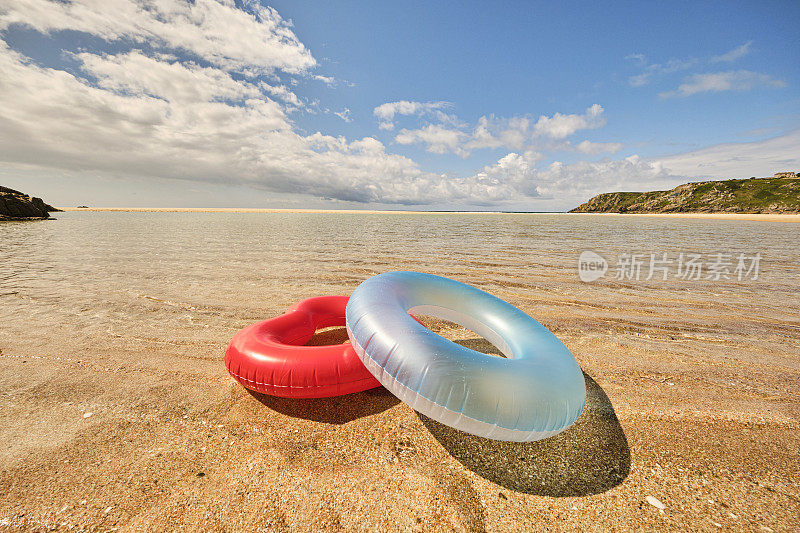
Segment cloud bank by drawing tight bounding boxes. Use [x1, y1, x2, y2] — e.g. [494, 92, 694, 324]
[390, 104, 615, 158]
[373, 101, 454, 130]
[1, 0, 315, 74]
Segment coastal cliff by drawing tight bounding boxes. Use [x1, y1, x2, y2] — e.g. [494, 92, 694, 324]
[0, 186, 60, 220]
[570, 174, 800, 214]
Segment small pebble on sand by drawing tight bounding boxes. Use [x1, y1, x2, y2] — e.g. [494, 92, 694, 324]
[646, 496, 665, 510]
[83, 412, 93, 419]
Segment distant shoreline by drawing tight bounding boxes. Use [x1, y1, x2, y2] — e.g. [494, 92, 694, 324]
[59, 207, 525, 215]
[57, 207, 800, 222]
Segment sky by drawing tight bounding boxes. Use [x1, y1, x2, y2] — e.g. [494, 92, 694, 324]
[0, 0, 798, 211]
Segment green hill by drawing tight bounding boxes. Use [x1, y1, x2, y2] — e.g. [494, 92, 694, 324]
[569, 176, 800, 214]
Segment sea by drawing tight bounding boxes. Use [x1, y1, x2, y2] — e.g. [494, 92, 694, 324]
[1, 210, 798, 379]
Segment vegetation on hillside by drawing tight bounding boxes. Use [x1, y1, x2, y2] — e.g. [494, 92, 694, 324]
[570, 177, 800, 214]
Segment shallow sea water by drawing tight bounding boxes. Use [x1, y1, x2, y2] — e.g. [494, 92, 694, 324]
[1, 211, 798, 365]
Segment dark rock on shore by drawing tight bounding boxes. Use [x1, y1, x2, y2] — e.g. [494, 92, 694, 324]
[0, 186, 61, 221]
[570, 175, 800, 214]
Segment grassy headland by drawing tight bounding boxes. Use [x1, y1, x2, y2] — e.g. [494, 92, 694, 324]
[570, 175, 800, 214]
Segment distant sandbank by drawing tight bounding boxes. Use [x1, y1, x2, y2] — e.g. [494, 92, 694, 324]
[60, 207, 493, 215]
[59, 206, 800, 222]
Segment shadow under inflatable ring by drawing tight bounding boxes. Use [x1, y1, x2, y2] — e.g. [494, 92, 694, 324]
[225, 296, 381, 398]
[346, 272, 586, 442]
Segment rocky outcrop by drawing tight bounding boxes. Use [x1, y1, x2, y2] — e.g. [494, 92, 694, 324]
[570, 176, 800, 214]
[0, 186, 60, 220]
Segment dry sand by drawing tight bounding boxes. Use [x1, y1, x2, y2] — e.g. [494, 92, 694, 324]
[1, 318, 798, 532]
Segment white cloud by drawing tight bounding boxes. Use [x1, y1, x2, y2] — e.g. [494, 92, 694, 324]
[574, 140, 624, 155]
[656, 129, 800, 178]
[0, 0, 316, 75]
[456, 115, 535, 153]
[624, 53, 646, 65]
[534, 156, 676, 200]
[372, 100, 452, 130]
[532, 104, 606, 139]
[314, 74, 336, 86]
[261, 83, 305, 109]
[75, 50, 263, 103]
[659, 70, 786, 98]
[462, 151, 680, 208]
[711, 41, 752, 63]
[395, 124, 468, 157]
[393, 105, 609, 156]
[626, 56, 697, 87]
[472, 151, 541, 198]
[334, 108, 352, 122]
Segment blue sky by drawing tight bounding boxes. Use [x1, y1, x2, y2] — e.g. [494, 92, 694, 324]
[0, 0, 798, 210]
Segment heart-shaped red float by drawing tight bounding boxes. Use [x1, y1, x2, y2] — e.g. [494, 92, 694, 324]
[224, 296, 381, 398]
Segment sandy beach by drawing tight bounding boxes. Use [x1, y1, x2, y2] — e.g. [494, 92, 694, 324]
[1, 211, 798, 531]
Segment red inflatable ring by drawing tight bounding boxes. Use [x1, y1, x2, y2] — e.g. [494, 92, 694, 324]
[224, 296, 381, 398]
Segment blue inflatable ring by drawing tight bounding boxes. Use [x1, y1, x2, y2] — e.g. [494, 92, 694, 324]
[346, 271, 586, 442]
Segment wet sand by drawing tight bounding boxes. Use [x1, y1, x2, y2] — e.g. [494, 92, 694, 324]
[1, 211, 798, 531]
